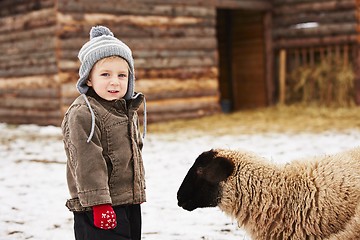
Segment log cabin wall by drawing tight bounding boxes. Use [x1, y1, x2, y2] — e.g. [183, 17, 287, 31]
[0, 0, 272, 126]
[57, 0, 221, 123]
[0, 0, 61, 125]
[272, 0, 360, 105]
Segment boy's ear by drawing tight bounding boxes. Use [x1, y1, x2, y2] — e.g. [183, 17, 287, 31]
[86, 79, 92, 87]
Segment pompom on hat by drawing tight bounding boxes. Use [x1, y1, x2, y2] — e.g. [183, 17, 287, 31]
[76, 25, 135, 100]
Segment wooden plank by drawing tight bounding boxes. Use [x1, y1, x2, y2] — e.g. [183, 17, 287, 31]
[279, 49, 287, 104]
[354, 46, 360, 104]
[273, 35, 357, 49]
[273, 10, 357, 28]
[274, 0, 356, 15]
[264, 11, 274, 105]
[273, 23, 357, 39]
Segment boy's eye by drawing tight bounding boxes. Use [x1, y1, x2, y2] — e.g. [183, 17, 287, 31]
[118, 74, 127, 78]
[101, 73, 110, 77]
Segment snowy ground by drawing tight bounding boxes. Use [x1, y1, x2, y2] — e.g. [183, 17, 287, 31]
[1, 123, 360, 240]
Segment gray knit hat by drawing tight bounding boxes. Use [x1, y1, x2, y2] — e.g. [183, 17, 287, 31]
[76, 25, 134, 100]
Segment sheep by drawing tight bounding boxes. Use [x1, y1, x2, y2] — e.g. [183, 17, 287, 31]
[177, 148, 360, 240]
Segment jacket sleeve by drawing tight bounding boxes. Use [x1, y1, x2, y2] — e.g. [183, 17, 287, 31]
[64, 104, 112, 207]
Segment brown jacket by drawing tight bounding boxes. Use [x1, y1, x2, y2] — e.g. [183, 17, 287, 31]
[61, 89, 146, 212]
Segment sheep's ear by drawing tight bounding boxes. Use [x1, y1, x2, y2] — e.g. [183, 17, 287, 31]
[197, 157, 234, 183]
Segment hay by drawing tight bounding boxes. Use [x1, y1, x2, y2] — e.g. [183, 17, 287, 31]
[287, 57, 355, 107]
[148, 105, 360, 136]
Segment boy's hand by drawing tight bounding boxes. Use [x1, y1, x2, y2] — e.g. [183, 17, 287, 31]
[92, 204, 117, 229]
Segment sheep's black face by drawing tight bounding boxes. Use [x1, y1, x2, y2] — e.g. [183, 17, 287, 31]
[177, 149, 235, 211]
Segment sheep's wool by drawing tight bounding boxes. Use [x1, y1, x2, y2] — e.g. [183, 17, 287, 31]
[215, 148, 360, 240]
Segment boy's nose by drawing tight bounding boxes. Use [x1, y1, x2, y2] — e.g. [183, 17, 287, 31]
[110, 78, 120, 85]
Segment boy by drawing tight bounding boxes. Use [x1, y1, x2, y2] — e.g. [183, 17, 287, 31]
[61, 25, 146, 240]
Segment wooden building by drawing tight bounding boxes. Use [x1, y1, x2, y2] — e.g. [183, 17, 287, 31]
[2, 0, 358, 126]
[0, 0, 272, 125]
[272, 0, 360, 106]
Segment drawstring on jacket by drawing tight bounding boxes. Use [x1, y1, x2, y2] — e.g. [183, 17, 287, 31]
[82, 93, 147, 143]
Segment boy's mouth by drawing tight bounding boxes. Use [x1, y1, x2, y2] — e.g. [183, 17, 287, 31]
[108, 90, 119, 93]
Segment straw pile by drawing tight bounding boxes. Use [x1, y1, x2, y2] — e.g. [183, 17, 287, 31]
[148, 105, 360, 136]
[287, 57, 355, 107]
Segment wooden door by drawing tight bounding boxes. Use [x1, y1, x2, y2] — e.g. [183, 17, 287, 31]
[217, 9, 267, 111]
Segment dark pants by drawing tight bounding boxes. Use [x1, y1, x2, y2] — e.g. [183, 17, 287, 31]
[73, 204, 141, 240]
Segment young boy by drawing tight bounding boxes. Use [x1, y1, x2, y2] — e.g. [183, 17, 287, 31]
[61, 25, 146, 240]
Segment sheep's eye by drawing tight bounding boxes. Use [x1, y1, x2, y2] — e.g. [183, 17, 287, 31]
[196, 167, 204, 176]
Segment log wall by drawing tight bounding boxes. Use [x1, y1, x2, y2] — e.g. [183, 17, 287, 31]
[272, 0, 360, 104]
[272, 0, 357, 49]
[57, 0, 221, 123]
[0, 0, 61, 125]
[0, 0, 272, 126]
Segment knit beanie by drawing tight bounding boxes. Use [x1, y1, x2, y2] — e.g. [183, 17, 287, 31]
[76, 26, 135, 100]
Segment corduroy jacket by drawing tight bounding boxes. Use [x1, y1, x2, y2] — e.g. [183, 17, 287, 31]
[61, 89, 146, 212]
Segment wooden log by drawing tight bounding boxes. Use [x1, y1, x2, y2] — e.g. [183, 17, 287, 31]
[214, 0, 272, 10]
[273, 0, 333, 5]
[0, 88, 60, 98]
[0, 64, 58, 78]
[0, 75, 60, 89]
[273, 35, 358, 49]
[0, 26, 56, 43]
[146, 108, 219, 123]
[145, 95, 219, 113]
[0, 108, 62, 118]
[58, 23, 215, 39]
[0, 8, 56, 33]
[58, 1, 215, 18]
[57, 12, 215, 28]
[273, 10, 357, 28]
[0, 108, 62, 126]
[0, 98, 60, 110]
[274, 0, 356, 16]
[0, 35, 56, 55]
[0, 54, 56, 70]
[0, 115, 62, 126]
[136, 66, 218, 79]
[273, 23, 357, 39]
[0, 0, 54, 16]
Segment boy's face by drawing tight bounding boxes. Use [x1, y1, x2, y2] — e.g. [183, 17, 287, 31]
[87, 57, 129, 101]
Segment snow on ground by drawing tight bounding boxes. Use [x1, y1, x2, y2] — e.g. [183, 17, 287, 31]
[1, 123, 360, 240]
